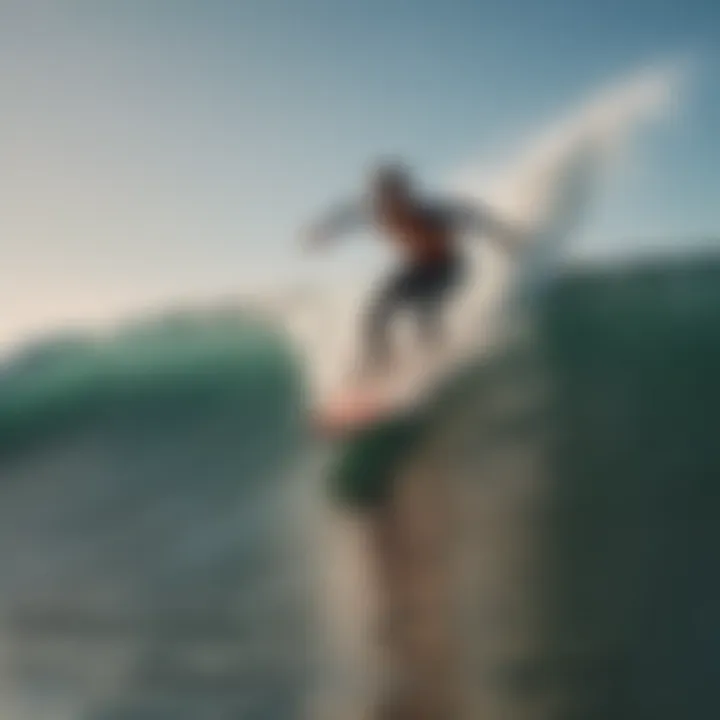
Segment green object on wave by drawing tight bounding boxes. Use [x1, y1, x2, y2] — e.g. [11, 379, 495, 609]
[0, 311, 303, 460]
[328, 413, 426, 509]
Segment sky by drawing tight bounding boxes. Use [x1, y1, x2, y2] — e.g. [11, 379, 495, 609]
[1, 0, 718, 347]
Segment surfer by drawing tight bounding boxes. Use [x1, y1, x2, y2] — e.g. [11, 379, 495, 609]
[303, 160, 523, 376]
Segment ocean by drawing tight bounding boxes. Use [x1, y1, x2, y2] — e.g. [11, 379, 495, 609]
[0, 311, 316, 719]
[0, 60, 691, 719]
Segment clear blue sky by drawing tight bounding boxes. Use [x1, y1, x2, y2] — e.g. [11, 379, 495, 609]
[1, 1, 718, 344]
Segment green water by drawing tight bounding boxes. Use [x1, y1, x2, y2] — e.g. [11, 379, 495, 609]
[2, 249, 720, 718]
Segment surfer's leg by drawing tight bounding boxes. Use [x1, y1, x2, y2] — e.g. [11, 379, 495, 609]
[363, 269, 413, 374]
[414, 257, 464, 352]
[419, 304, 444, 351]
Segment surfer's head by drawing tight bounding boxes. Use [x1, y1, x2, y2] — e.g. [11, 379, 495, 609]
[369, 160, 413, 217]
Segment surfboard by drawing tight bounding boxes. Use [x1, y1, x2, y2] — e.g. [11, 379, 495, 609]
[313, 376, 398, 436]
[313, 378, 413, 436]
[313, 345, 459, 437]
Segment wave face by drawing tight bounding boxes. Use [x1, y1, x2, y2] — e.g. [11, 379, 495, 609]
[5, 244, 718, 720]
[365, 248, 720, 720]
[0, 312, 313, 720]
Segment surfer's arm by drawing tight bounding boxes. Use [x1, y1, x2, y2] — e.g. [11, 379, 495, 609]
[447, 201, 526, 255]
[302, 200, 370, 251]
